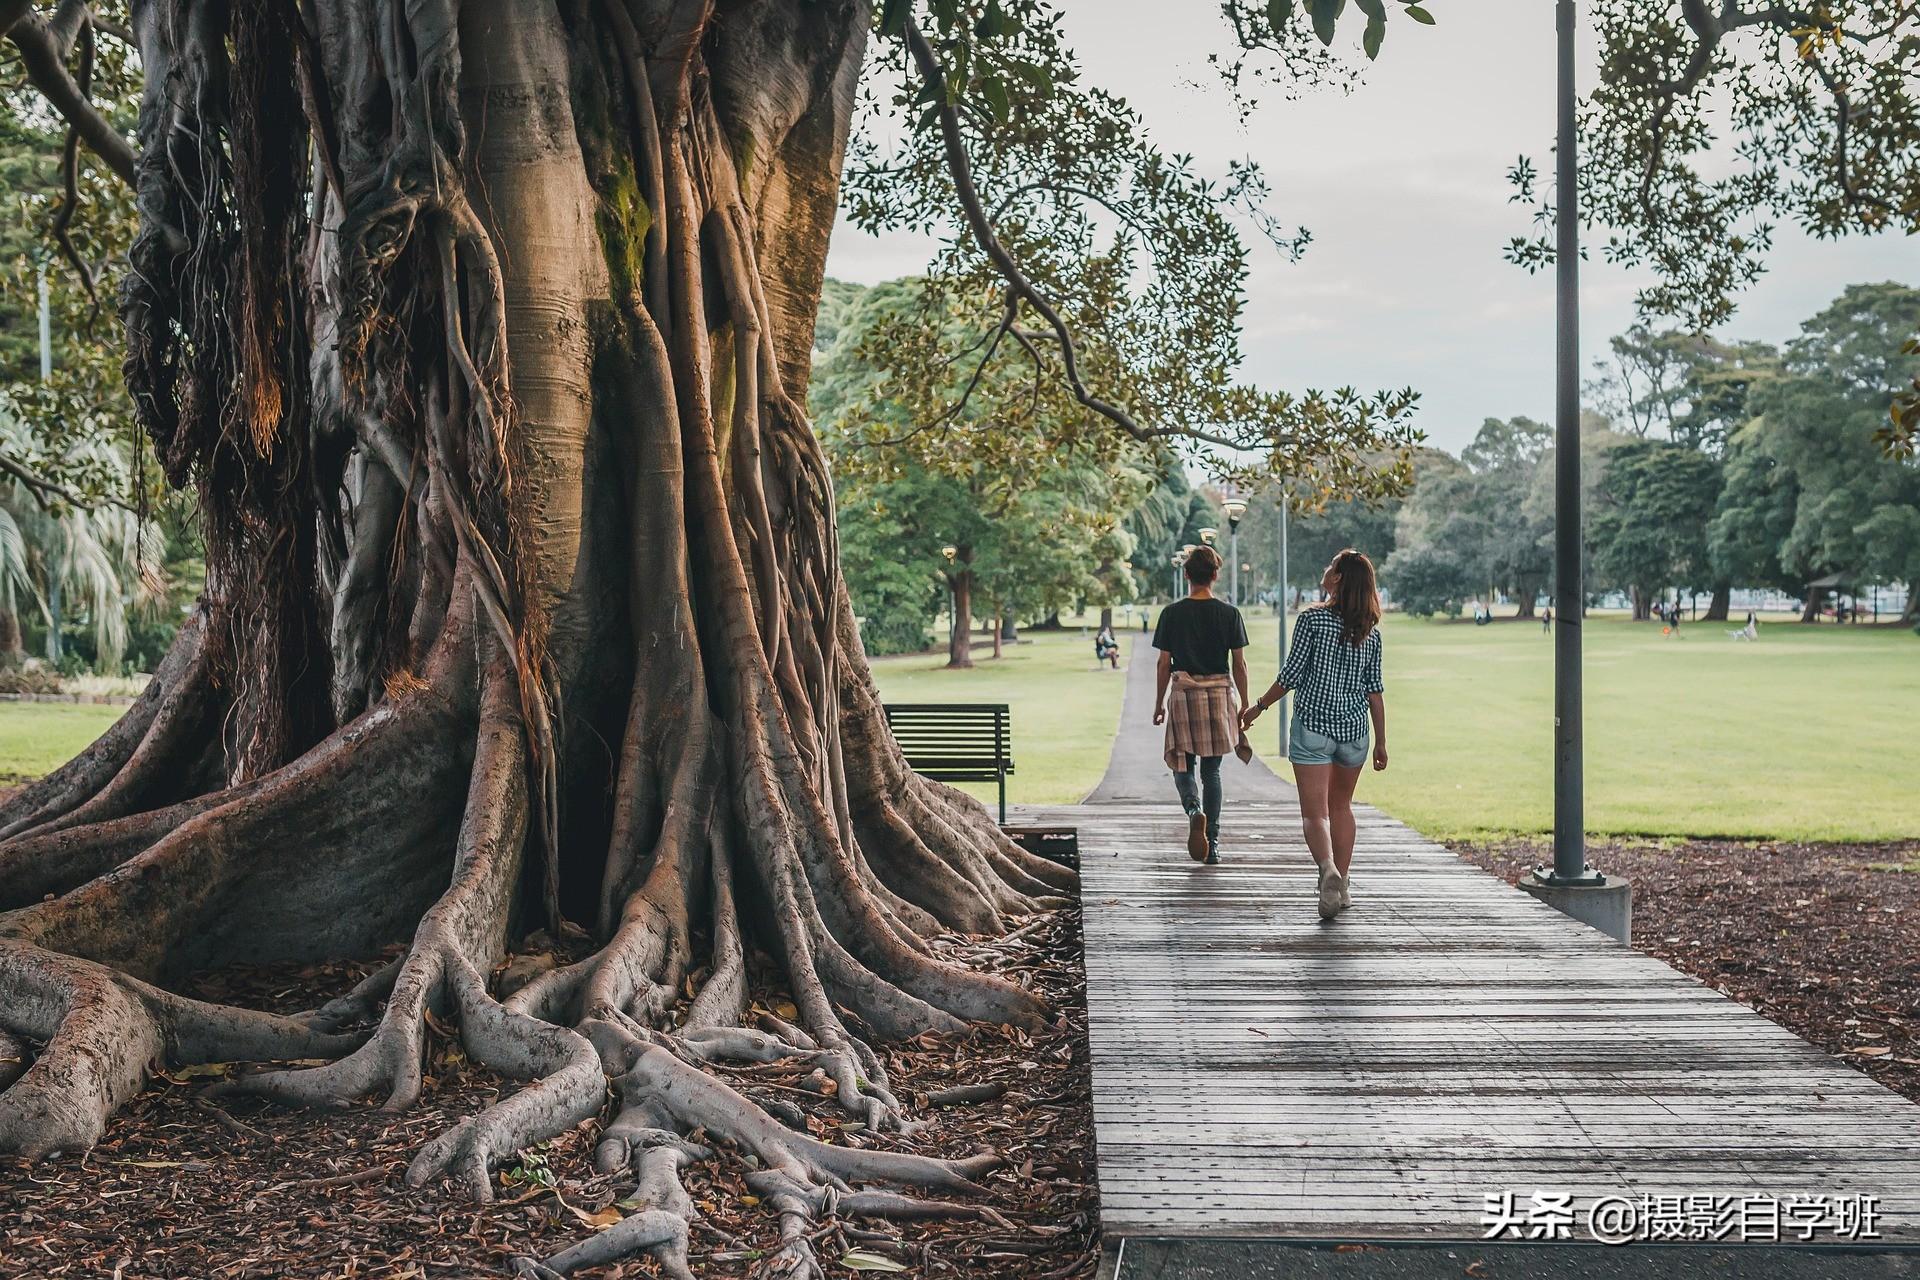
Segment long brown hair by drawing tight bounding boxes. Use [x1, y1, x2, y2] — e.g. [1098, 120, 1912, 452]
[1327, 548, 1381, 646]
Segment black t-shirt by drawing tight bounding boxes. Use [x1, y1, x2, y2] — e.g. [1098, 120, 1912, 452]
[1152, 597, 1249, 676]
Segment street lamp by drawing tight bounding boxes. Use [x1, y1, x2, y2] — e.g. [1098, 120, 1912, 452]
[1522, 0, 1628, 945]
[1274, 485, 1289, 756]
[1198, 527, 1218, 546]
[1222, 496, 1247, 606]
[1171, 551, 1187, 602]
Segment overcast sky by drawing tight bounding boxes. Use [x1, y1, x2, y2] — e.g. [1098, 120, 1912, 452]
[822, 0, 1920, 456]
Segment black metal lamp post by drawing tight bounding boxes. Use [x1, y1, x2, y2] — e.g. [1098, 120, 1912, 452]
[1538, 0, 1603, 889]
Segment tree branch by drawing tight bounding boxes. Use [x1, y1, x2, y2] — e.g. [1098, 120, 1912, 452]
[900, 19, 1245, 455]
[7, 8, 137, 189]
[0, 448, 128, 512]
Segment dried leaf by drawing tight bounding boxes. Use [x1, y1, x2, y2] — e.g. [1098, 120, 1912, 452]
[841, 1250, 908, 1273]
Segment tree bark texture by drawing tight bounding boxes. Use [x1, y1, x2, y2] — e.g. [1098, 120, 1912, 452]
[0, 3, 1075, 1273]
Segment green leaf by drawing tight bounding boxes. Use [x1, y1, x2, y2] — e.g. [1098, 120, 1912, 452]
[1404, 3, 1436, 23]
[1363, 13, 1385, 58]
[974, 0, 1005, 39]
[880, 0, 911, 38]
[981, 75, 1010, 124]
[842, 1252, 909, 1273]
[1355, 0, 1386, 19]
[1265, 0, 1295, 32]
[1013, 59, 1053, 94]
[1308, 0, 1345, 45]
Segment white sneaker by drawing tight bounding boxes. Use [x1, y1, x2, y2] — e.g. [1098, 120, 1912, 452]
[1338, 875, 1352, 911]
[1318, 870, 1344, 920]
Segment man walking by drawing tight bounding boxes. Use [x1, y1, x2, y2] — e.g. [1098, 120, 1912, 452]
[1152, 545, 1253, 865]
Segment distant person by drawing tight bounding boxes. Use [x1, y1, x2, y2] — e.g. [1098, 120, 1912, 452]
[1094, 624, 1120, 669]
[1151, 545, 1253, 866]
[1541, 605, 1552, 635]
[1242, 549, 1389, 920]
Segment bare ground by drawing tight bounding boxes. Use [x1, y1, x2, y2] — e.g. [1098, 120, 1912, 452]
[0, 908, 1097, 1280]
[1452, 837, 1920, 1104]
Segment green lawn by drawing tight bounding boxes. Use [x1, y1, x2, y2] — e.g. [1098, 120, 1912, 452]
[867, 629, 1127, 806]
[1253, 612, 1919, 842]
[7, 612, 1912, 842]
[0, 701, 125, 783]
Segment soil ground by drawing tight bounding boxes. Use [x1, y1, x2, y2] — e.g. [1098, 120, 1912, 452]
[1453, 837, 1920, 1105]
[0, 908, 1098, 1280]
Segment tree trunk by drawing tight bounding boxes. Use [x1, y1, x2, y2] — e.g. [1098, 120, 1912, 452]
[1801, 587, 1826, 622]
[1511, 591, 1536, 620]
[1099, 605, 1113, 631]
[947, 570, 974, 669]
[43, 579, 62, 665]
[1629, 585, 1650, 622]
[1001, 613, 1019, 642]
[0, 609, 21, 668]
[0, 4, 1071, 1273]
[991, 609, 1004, 660]
[1904, 581, 1919, 625]
[1703, 582, 1731, 622]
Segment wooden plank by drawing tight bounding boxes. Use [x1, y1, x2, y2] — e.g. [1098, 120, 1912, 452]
[1019, 799, 1920, 1244]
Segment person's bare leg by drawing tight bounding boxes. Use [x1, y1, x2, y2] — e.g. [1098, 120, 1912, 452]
[1294, 764, 1334, 872]
[1329, 763, 1364, 879]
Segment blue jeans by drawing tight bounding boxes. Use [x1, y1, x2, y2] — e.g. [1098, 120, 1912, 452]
[1172, 754, 1223, 844]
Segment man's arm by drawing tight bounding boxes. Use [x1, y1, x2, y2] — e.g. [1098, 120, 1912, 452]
[1153, 649, 1173, 725]
[1231, 646, 1250, 712]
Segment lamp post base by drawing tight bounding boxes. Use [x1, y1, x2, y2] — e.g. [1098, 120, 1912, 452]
[1521, 868, 1632, 944]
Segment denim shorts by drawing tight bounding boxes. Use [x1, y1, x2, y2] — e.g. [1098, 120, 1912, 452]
[1288, 712, 1369, 768]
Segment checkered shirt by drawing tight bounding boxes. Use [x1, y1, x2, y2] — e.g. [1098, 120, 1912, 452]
[1278, 606, 1383, 741]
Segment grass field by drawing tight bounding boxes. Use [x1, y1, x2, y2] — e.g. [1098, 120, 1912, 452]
[5, 612, 1913, 840]
[866, 630, 1128, 806]
[0, 701, 126, 783]
[1254, 611, 1918, 842]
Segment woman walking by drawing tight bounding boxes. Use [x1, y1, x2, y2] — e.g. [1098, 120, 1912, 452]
[1152, 545, 1253, 865]
[1241, 549, 1388, 919]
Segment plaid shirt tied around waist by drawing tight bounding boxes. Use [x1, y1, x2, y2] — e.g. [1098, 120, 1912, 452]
[1163, 671, 1254, 773]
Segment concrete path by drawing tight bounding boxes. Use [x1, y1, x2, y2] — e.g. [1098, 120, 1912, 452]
[1082, 634, 1294, 806]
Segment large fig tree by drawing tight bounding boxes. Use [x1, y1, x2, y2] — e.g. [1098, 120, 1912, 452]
[0, 0, 1421, 1273]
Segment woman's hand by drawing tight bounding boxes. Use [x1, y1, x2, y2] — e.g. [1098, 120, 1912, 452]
[1153, 704, 1166, 726]
[1239, 703, 1263, 731]
[1372, 742, 1389, 772]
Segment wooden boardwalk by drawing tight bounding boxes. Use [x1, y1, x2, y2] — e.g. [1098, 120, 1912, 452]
[1022, 797, 1920, 1243]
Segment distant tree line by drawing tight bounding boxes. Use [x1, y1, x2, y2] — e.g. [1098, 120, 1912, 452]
[1238, 284, 1920, 627]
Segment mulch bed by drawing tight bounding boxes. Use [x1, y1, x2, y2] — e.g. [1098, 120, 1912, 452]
[1452, 837, 1920, 1104]
[0, 908, 1097, 1280]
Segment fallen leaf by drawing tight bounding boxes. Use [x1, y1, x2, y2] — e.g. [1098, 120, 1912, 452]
[841, 1251, 908, 1273]
[1846, 1045, 1891, 1057]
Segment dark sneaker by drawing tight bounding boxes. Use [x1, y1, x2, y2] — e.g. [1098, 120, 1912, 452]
[1186, 811, 1208, 862]
[1205, 844, 1221, 866]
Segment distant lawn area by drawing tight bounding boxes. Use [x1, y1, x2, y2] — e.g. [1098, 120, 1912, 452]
[1253, 611, 1919, 843]
[0, 701, 125, 785]
[867, 628, 1127, 806]
[7, 612, 1912, 843]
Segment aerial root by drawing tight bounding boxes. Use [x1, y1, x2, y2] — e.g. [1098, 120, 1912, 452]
[0, 942, 359, 1159]
[405, 959, 604, 1199]
[509, 1017, 998, 1280]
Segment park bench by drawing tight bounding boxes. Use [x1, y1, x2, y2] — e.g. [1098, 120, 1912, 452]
[883, 702, 1015, 824]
